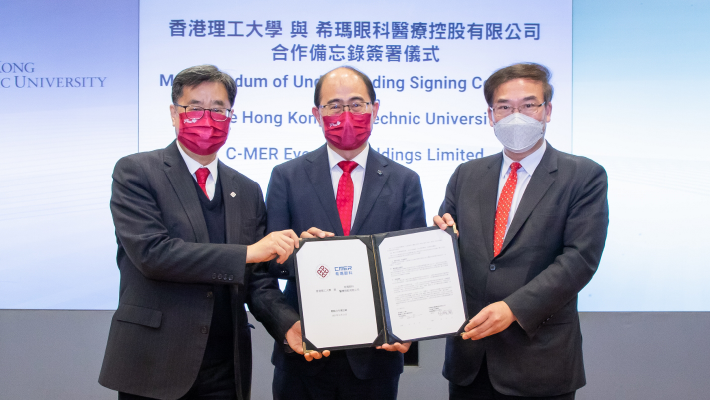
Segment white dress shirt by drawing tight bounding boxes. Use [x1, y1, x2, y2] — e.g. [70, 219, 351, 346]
[326, 143, 369, 228]
[496, 140, 547, 237]
[177, 142, 220, 200]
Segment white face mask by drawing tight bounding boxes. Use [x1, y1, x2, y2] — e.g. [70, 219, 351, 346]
[493, 112, 545, 153]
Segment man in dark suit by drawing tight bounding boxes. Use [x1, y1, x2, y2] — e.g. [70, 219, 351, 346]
[435, 63, 609, 400]
[99, 65, 306, 400]
[265, 66, 427, 400]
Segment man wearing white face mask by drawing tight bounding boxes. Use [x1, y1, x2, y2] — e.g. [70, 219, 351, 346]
[434, 63, 609, 399]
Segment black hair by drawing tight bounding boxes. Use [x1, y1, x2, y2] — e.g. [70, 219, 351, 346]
[484, 63, 553, 106]
[171, 65, 237, 107]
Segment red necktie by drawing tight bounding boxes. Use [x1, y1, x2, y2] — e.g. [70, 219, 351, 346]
[493, 162, 522, 257]
[336, 161, 358, 236]
[195, 168, 210, 198]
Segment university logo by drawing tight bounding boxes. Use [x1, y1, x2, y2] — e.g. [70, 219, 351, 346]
[329, 120, 341, 127]
[316, 265, 329, 278]
[184, 117, 199, 124]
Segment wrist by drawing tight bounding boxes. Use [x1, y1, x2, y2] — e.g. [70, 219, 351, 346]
[246, 244, 257, 264]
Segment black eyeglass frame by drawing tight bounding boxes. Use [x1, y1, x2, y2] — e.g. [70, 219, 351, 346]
[174, 104, 233, 122]
[317, 101, 373, 116]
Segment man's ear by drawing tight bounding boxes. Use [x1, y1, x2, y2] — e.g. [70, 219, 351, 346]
[170, 104, 178, 128]
[312, 106, 323, 128]
[371, 101, 380, 124]
[545, 102, 552, 123]
[488, 107, 495, 127]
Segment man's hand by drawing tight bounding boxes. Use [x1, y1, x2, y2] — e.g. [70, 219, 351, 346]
[461, 301, 517, 340]
[285, 321, 331, 361]
[246, 229, 299, 264]
[300, 227, 335, 239]
[433, 213, 458, 236]
[377, 342, 412, 353]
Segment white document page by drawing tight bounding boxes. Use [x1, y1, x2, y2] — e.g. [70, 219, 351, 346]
[378, 229, 466, 341]
[296, 239, 379, 349]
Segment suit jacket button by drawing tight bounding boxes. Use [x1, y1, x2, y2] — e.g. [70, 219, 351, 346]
[201, 326, 208, 334]
[281, 270, 288, 276]
[228, 275, 234, 281]
[218, 274, 223, 279]
[489, 264, 496, 271]
[207, 291, 213, 298]
[212, 273, 217, 279]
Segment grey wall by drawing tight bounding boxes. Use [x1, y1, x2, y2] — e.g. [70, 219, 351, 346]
[1, 310, 709, 400]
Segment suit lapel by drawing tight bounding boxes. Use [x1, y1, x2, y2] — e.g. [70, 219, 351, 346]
[305, 145, 343, 236]
[479, 154, 503, 261]
[219, 162, 242, 245]
[350, 148, 389, 236]
[500, 145, 558, 253]
[162, 141, 210, 244]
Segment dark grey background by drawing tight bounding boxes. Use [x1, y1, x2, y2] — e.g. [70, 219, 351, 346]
[1, 310, 708, 399]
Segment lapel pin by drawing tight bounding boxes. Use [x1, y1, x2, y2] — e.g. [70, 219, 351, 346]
[377, 170, 383, 176]
[230, 192, 236, 197]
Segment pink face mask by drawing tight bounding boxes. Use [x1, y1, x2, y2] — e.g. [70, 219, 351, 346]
[321, 111, 372, 151]
[177, 111, 230, 156]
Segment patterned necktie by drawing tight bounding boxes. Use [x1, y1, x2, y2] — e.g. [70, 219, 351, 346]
[195, 168, 210, 198]
[493, 162, 522, 257]
[336, 161, 358, 236]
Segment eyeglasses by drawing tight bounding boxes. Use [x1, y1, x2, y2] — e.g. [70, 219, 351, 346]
[175, 104, 233, 122]
[318, 101, 372, 116]
[490, 102, 546, 120]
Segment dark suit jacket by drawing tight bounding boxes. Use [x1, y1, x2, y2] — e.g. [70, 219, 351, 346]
[439, 143, 608, 397]
[98, 141, 299, 400]
[265, 144, 427, 380]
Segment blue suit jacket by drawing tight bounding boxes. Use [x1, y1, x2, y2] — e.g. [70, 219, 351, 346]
[265, 144, 427, 379]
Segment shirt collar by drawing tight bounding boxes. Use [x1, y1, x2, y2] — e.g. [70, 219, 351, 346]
[327, 143, 369, 171]
[501, 139, 547, 178]
[177, 142, 220, 180]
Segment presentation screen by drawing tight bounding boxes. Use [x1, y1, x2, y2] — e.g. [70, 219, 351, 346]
[138, 0, 572, 203]
[1, 0, 705, 312]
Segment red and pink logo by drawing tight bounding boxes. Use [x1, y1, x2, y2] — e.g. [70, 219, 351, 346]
[316, 265, 329, 278]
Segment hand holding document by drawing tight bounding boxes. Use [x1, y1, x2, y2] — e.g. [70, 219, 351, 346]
[294, 227, 468, 352]
[285, 321, 330, 361]
[246, 229, 300, 264]
[300, 227, 335, 239]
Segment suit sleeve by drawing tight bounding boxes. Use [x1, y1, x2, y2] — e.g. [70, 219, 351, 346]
[401, 171, 427, 229]
[504, 163, 609, 337]
[264, 165, 296, 277]
[247, 184, 300, 341]
[111, 156, 248, 285]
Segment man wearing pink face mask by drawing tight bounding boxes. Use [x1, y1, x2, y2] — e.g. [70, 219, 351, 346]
[99, 65, 308, 400]
[265, 66, 427, 400]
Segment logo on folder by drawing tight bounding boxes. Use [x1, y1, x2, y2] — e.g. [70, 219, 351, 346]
[335, 266, 352, 276]
[316, 265, 329, 278]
